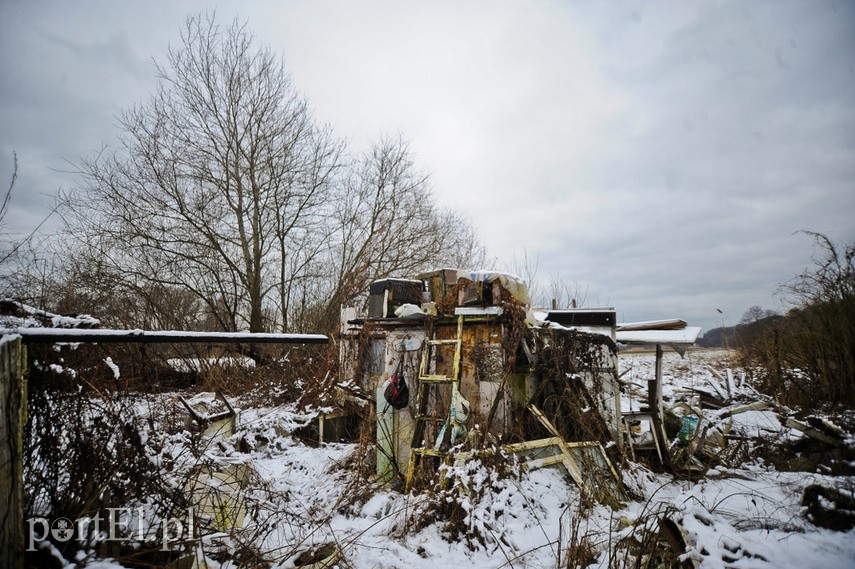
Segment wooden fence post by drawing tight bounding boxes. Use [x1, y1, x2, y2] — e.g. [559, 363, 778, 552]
[1, 336, 26, 569]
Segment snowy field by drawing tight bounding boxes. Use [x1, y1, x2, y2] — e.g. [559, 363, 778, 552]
[55, 349, 855, 568]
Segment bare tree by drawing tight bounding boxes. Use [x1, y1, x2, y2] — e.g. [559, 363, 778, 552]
[739, 305, 766, 325]
[0, 153, 21, 284]
[313, 135, 485, 330]
[504, 252, 591, 310]
[785, 231, 855, 306]
[545, 273, 589, 309]
[61, 14, 341, 334]
[0, 153, 17, 239]
[54, 16, 487, 336]
[0, 153, 61, 304]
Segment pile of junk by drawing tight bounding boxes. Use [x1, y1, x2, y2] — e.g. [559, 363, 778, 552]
[323, 269, 701, 503]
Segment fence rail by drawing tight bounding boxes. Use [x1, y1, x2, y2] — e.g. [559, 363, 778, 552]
[0, 328, 328, 344]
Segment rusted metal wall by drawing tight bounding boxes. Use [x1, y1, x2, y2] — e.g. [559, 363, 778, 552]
[433, 319, 511, 436]
[462, 322, 510, 435]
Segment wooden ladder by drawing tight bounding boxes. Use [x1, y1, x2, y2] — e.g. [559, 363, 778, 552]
[405, 314, 464, 490]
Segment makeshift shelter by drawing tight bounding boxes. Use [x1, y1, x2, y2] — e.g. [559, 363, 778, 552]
[336, 269, 633, 498]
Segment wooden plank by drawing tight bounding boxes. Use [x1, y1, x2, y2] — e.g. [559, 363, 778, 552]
[529, 403, 627, 503]
[0, 337, 25, 569]
[725, 369, 736, 399]
[785, 418, 844, 447]
[453, 437, 563, 466]
[704, 366, 730, 400]
[527, 405, 591, 495]
[502, 437, 563, 453]
[525, 454, 565, 470]
[721, 401, 769, 417]
[527, 404, 562, 439]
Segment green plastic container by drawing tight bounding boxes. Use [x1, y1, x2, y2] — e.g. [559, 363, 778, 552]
[677, 415, 699, 442]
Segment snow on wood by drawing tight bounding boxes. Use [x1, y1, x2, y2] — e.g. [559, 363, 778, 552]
[725, 368, 736, 399]
[0, 298, 100, 329]
[0, 333, 21, 346]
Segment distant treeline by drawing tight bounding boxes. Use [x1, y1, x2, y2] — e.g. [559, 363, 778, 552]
[697, 315, 786, 349]
[730, 233, 854, 407]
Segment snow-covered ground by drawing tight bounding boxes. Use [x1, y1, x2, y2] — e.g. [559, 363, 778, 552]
[44, 349, 855, 568]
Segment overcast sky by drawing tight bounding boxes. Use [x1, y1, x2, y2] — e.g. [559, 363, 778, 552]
[1, 0, 853, 334]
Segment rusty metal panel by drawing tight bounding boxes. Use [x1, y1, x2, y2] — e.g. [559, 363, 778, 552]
[459, 321, 508, 434]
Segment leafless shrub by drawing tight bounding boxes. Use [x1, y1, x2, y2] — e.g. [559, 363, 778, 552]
[610, 502, 692, 569]
[559, 501, 599, 568]
[411, 441, 524, 551]
[738, 232, 855, 407]
[530, 329, 622, 456]
[24, 359, 190, 561]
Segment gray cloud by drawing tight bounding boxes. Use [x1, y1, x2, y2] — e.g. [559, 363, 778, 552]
[529, 0, 855, 330]
[1, 0, 852, 334]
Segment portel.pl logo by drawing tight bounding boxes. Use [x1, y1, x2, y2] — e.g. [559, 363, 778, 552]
[27, 508, 195, 552]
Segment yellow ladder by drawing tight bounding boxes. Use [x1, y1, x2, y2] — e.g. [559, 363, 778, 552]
[405, 315, 464, 490]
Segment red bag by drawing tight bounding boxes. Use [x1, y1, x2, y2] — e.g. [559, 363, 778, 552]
[384, 371, 409, 409]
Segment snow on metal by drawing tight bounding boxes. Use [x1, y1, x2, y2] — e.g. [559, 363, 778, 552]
[0, 328, 328, 344]
[615, 326, 702, 345]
